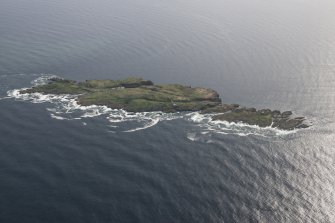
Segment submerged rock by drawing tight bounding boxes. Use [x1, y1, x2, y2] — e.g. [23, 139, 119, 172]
[20, 77, 309, 130]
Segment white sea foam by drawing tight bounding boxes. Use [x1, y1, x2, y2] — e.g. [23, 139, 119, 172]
[31, 74, 59, 86]
[186, 133, 197, 141]
[187, 112, 208, 123]
[124, 118, 160, 132]
[6, 75, 303, 136]
[80, 105, 112, 118]
[0, 96, 10, 100]
[108, 111, 180, 132]
[6, 75, 180, 132]
[186, 132, 214, 143]
[186, 112, 298, 139]
[50, 114, 67, 120]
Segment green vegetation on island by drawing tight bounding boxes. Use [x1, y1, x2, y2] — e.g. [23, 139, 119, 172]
[21, 77, 309, 130]
[22, 77, 221, 112]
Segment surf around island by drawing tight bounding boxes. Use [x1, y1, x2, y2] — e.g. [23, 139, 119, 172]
[20, 77, 309, 130]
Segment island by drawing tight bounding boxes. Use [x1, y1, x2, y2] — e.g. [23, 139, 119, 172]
[21, 77, 309, 130]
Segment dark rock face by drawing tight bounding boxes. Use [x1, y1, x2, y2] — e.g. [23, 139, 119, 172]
[20, 77, 309, 130]
[272, 115, 308, 130]
[282, 111, 293, 117]
[246, 108, 257, 112]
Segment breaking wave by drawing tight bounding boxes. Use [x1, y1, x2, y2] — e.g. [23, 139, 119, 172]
[0, 96, 10, 100]
[6, 75, 181, 132]
[6, 74, 302, 136]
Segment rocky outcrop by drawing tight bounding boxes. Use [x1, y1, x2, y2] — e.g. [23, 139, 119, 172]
[21, 77, 221, 113]
[20, 77, 309, 130]
[204, 105, 309, 130]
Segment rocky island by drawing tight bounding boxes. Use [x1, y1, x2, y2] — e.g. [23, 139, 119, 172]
[21, 77, 309, 130]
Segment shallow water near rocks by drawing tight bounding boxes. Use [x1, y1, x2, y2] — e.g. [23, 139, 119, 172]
[1, 0, 335, 222]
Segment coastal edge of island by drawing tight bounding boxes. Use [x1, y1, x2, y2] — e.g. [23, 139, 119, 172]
[21, 77, 309, 131]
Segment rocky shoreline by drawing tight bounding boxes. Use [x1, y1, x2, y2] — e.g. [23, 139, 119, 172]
[21, 77, 309, 130]
[203, 105, 309, 130]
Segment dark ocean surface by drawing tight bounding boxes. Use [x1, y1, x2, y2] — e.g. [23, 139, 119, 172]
[0, 0, 334, 222]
